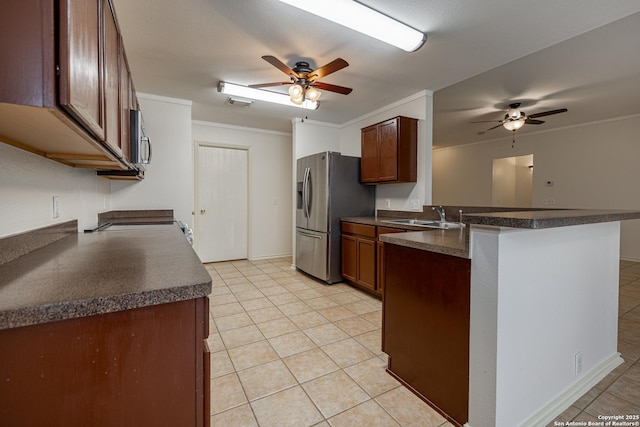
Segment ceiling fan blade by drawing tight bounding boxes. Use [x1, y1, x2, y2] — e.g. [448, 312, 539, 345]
[525, 118, 545, 125]
[470, 120, 504, 124]
[486, 123, 504, 131]
[261, 55, 300, 78]
[308, 58, 349, 81]
[311, 81, 353, 95]
[527, 108, 568, 119]
[248, 82, 290, 88]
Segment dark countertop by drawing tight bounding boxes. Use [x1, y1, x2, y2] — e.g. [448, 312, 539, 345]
[0, 223, 211, 330]
[343, 209, 640, 258]
[463, 209, 640, 229]
[381, 229, 469, 258]
[342, 216, 470, 259]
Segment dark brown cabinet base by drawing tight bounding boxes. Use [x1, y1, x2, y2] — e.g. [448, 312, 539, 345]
[0, 298, 210, 427]
[341, 221, 407, 297]
[383, 243, 470, 427]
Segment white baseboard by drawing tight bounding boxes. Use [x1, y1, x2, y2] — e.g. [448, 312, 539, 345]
[519, 353, 623, 427]
[464, 353, 623, 427]
[248, 253, 292, 261]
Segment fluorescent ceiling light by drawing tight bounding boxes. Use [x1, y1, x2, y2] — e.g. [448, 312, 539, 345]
[218, 82, 318, 110]
[278, 0, 426, 52]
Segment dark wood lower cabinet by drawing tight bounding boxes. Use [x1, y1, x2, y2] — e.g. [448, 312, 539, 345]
[341, 222, 377, 293]
[341, 221, 408, 297]
[383, 243, 470, 427]
[356, 237, 376, 290]
[0, 298, 210, 427]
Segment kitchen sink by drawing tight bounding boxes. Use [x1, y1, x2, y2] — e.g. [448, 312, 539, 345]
[382, 219, 465, 229]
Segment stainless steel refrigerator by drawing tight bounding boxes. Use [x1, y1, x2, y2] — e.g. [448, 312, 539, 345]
[296, 151, 375, 283]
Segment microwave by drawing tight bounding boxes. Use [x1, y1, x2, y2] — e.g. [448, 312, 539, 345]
[130, 110, 151, 168]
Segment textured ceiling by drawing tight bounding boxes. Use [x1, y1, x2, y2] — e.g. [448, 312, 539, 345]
[112, 0, 640, 147]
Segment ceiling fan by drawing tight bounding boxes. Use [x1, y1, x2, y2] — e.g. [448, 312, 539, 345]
[472, 102, 568, 134]
[249, 55, 353, 105]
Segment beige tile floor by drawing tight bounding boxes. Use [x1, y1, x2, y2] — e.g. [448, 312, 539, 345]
[204, 257, 640, 427]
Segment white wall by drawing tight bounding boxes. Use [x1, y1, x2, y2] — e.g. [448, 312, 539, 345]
[292, 119, 340, 160]
[0, 141, 111, 237]
[192, 121, 292, 260]
[433, 115, 640, 259]
[110, 94, 194, 226]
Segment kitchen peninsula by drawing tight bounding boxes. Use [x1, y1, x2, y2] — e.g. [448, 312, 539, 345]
[0, 219, 212, 426]
[361, 209, 640, 427]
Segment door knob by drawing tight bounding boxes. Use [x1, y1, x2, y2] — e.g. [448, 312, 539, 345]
[200, 209, 206, 214]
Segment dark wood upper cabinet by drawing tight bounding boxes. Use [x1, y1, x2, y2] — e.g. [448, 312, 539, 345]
[119, 36, 132, 163]
[102, 0, 123, 158]
[360, 116, 418, 184]
[59, 0, 105, 141]
[0, 0, 138, 174]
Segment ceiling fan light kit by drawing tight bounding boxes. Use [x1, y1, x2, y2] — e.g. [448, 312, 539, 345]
[277, 0, 426, 52]
[288, 83, 305, 105]
[472, 102, 568, 136]
[305, 86, 322, 102]
[218, 81, 319, 110]
[249, 55, 353, 106]
[503, 117, 525, 131]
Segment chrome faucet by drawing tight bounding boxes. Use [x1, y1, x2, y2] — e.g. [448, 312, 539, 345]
[432, 206, 446, 222]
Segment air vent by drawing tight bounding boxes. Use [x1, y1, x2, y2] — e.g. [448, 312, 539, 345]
[226, 97, 253, 107]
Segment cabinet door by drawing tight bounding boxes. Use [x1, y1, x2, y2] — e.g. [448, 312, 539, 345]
[59, 0, 105, 140]
[377, 119, 398, 182]
[341, 234, 357, 282]
[0, 299, 206, 426]
[118, 36, 131, 163]
[360, 125, 379, 183]
[102, 0, 122, 157]
[357, 238, 376, 290]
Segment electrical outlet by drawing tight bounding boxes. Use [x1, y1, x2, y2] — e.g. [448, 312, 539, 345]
[52, 196, 60, 219]
[575, 351, 583, 375]
[543, 199, 556, 205]
[384, 199, 391, 209]
[410, 199, 421, 210]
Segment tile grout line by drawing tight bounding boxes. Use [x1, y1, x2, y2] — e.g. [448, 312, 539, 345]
[208, 256, 427, 426]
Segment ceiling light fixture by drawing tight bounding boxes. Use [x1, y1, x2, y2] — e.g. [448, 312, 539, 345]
[502, 118, 525, 131]
[305, 86, 322, 103]
[218, 82, 318, 110]
[277, 0, 426, 52]
[288, 83, 305, 105]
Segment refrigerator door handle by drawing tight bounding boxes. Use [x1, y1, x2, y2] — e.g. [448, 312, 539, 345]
[297, 229, 323, 239]
[303, 167, 311, 219]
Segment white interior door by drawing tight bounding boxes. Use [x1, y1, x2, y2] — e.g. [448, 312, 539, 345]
[195, 144, 248, 263]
